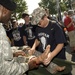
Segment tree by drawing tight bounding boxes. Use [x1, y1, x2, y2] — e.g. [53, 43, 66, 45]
[39, 0, 67, 15]
[39, 0, 56, 15]
[13, 0, 28, 19]
[60, 2, 67, 11]
[64, 0, 72, 9]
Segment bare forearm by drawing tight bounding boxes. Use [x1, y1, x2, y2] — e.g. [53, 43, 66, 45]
[32, 39, 40, 49]
[51, 43, 64, 58]
[23, 36, 27, 45]
[67, 21, 73, 28]
[11, 39, 14, 46]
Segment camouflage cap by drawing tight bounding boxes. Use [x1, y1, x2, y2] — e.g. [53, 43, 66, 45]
[31, 7, 46, 25]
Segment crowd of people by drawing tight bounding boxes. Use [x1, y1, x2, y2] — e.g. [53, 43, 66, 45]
[62, 10, 75, 53]
[0, 0, 75, 75]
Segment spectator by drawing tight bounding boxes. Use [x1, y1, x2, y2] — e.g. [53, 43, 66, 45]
[11, 20, 26, 46]
[62, 11, 68, 23]
[22, 13, 37, 47]
[64, 10, 75, 53]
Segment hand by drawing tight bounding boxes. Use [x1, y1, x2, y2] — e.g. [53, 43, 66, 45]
[28, 57, 39, 70]
[13, 51, 26, 57]
[28, 48, 35, 55]
[43, 52, 52, 66]
[42, 45, 52, 66]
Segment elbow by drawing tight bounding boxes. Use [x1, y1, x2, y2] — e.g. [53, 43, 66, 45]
[59, 43, 64, 47]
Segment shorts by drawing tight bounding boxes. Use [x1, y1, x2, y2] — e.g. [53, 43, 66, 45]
[68, 30, 75, 47]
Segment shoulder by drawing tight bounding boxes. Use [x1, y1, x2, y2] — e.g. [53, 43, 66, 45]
[50, 20, 62, 29]
[49, 20, 57, 26]
[49, 20, 58, 26]
[51, 20, 57, 24]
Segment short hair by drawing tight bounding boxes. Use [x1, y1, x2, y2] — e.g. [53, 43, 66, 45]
[68, 10, 74, 15]
[63, 11, 68, 15]
[22, 13, 29, 18]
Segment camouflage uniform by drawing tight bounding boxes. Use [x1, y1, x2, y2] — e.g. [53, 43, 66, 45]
[0, 23, 28, 75]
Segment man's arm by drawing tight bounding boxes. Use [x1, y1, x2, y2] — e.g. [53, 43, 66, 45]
[11, 38, 14, 46]
[32, 39, 40, 49]
[51, 43, 64, 58]
[64, 18, 74, 28]
[0, 25, 39, 75]
[43, 43, 64, 65]
[29, 39, 40, 55]
[23, 36, 27, 45]
[67, 20, 73, 28]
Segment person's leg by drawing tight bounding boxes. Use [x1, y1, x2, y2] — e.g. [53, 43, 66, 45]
[54, 65, 65, 72]
[46, 62, 66, 74]
[28, 45, 66, 75]
[68, 31, 75, 53]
